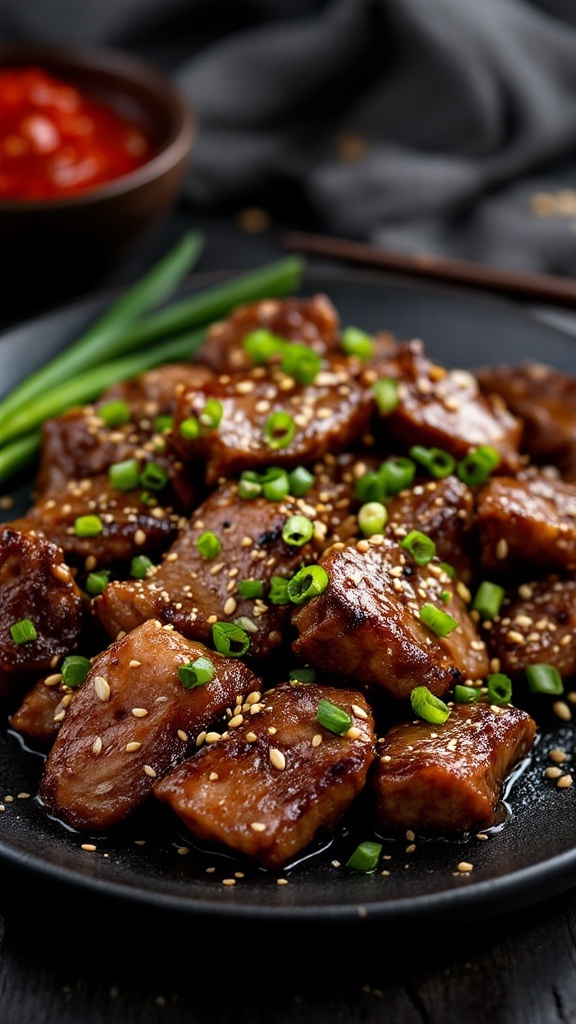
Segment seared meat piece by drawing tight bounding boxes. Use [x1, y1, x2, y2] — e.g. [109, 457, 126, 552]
[9, 675, 75, 750]
[485, 574, 576, 681]
[170, 355, 374, 486]
[385, 475, 476, 584]
[39, 618, 262, 832]
[8, 475, 184, 573]
[372, 701, 536, 832]
[154, 681, 376, 869]
[291, 536, 489, 701]
[94, 480, 320, 659]
[99, 362, 214, 416]
[475, 473, 576, 573]
[476, 361, 576, 478]
[36, 400, 200, 511]
[196, 294, 340, 373]
[0, 528, 86, 698]
[381, 340, 523, 473]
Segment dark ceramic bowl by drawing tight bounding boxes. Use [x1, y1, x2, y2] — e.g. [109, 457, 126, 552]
[0, 43, 196, 308]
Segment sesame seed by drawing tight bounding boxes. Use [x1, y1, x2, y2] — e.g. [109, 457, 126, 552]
[312, 734, 322, 747]
[44, 673, 62, 687]
[223, 597, 237, 616]
[495, 538, 509, 560]
[250, 822, 267, 832]
[143, 765, 157, 778]
[545, 766, 563, 779]
[457, 861, 474, 873]
[269, 748, 286, 770]
[129, 660, 142, 668]
[81, 844, 97, 852]
[557, 774, 573, 788]
[177, 729, 188, 742]
[92, 737, 103, 755]
[131, 707, 148, 718]
[126, 741, 142, 752]
[553, 701, 572, 721]
[93, 676, 110, 702]
[134, 529, 147, 546]
[549, 747, 567, 763]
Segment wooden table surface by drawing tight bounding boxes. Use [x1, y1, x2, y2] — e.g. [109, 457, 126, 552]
[1, 209, 576, 1024]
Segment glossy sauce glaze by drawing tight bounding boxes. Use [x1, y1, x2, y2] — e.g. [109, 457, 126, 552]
[0, 66, 151, 200]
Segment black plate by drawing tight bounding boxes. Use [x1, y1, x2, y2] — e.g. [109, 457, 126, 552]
[1, 263, 576, 930]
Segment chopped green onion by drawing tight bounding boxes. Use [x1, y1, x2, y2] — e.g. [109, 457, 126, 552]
[269, 575, 291, 605]
[525, 663, 564, 695]
[439, 561, 456, 580]
[10, 618, 37, 645]
[98, 399, 131, 428]
[373, 377, 399, 415]
[454, 683, 482, 704]
[130, 555, 154, 579]
[316, 698, 352, 735]
[281, 343, 321, 385]
[419, 603, 458, 637]
[85, 570, 111, 596]
[153, 414, 174, 434]
[108, 458, 140, 492]
[457, 445, 500, 487]
[196, 530, 222, 559]
[487, 672, 513, 706]
[409, 445, 456, 478]
[357, 501, 388, 537]
[440, 589, 451, 603]
[237, 471, 262, 500]
[288, 666, 316, 683]
[287, 565, 329, 604]
[410, 685, 451, 724]
[139, 461, 169, 491]
[243, 329, 286, 364]
[211, 621, 251, 657]
[237, 579, 265, 599]
[179, 416, 200, 441]
[260, 466, 290, 501]
[400, 529, 436, 565]
[354, 469, 385, 503]
[199, 398, 223, 429]
[61, 655, 92, 689]
[264, 410, 296, 450]
[346, 841, 382, 872]
[178, 656, 215, 688]
[282, 514, 314, 547]
[379, 456, 416, 495]
[340, 326, 374, 360]
[472, 580, 505, 621]
[288, 465, 315, 497]
[74, 514, 103, 537]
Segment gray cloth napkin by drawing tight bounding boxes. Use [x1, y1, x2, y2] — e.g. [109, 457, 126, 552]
[174, 0, 576, 275]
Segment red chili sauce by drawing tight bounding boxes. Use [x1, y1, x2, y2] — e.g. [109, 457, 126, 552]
[0, 66, 152, 201]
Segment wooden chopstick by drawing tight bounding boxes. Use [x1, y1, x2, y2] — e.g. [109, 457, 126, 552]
[281, 231, 576, 307]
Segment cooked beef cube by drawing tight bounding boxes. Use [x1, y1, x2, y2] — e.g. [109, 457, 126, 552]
[153, 681, 376, 869]
[8, 475, 184, 573]
[476, 361, 576, 477]
[94, 480, 321, 660]
[170, 355, 374, 487]
[372, 702, 536, 832]
[0, 528, 86, 698]
[380, 340, 522, 473]
[475, 474, 576, 573]
[9, 675, 74, 750]
[36, 402, 199, 511]
[385, 475, 476, 584]
[291, 536, 489, 701]
[39, 618, 262, 832]
[196, 294, 340, 373]
[99, 362, 214, 416]
[485, 574, 576, 681]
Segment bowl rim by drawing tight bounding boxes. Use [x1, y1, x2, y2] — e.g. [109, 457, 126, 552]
[0, 41, 197, 211]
